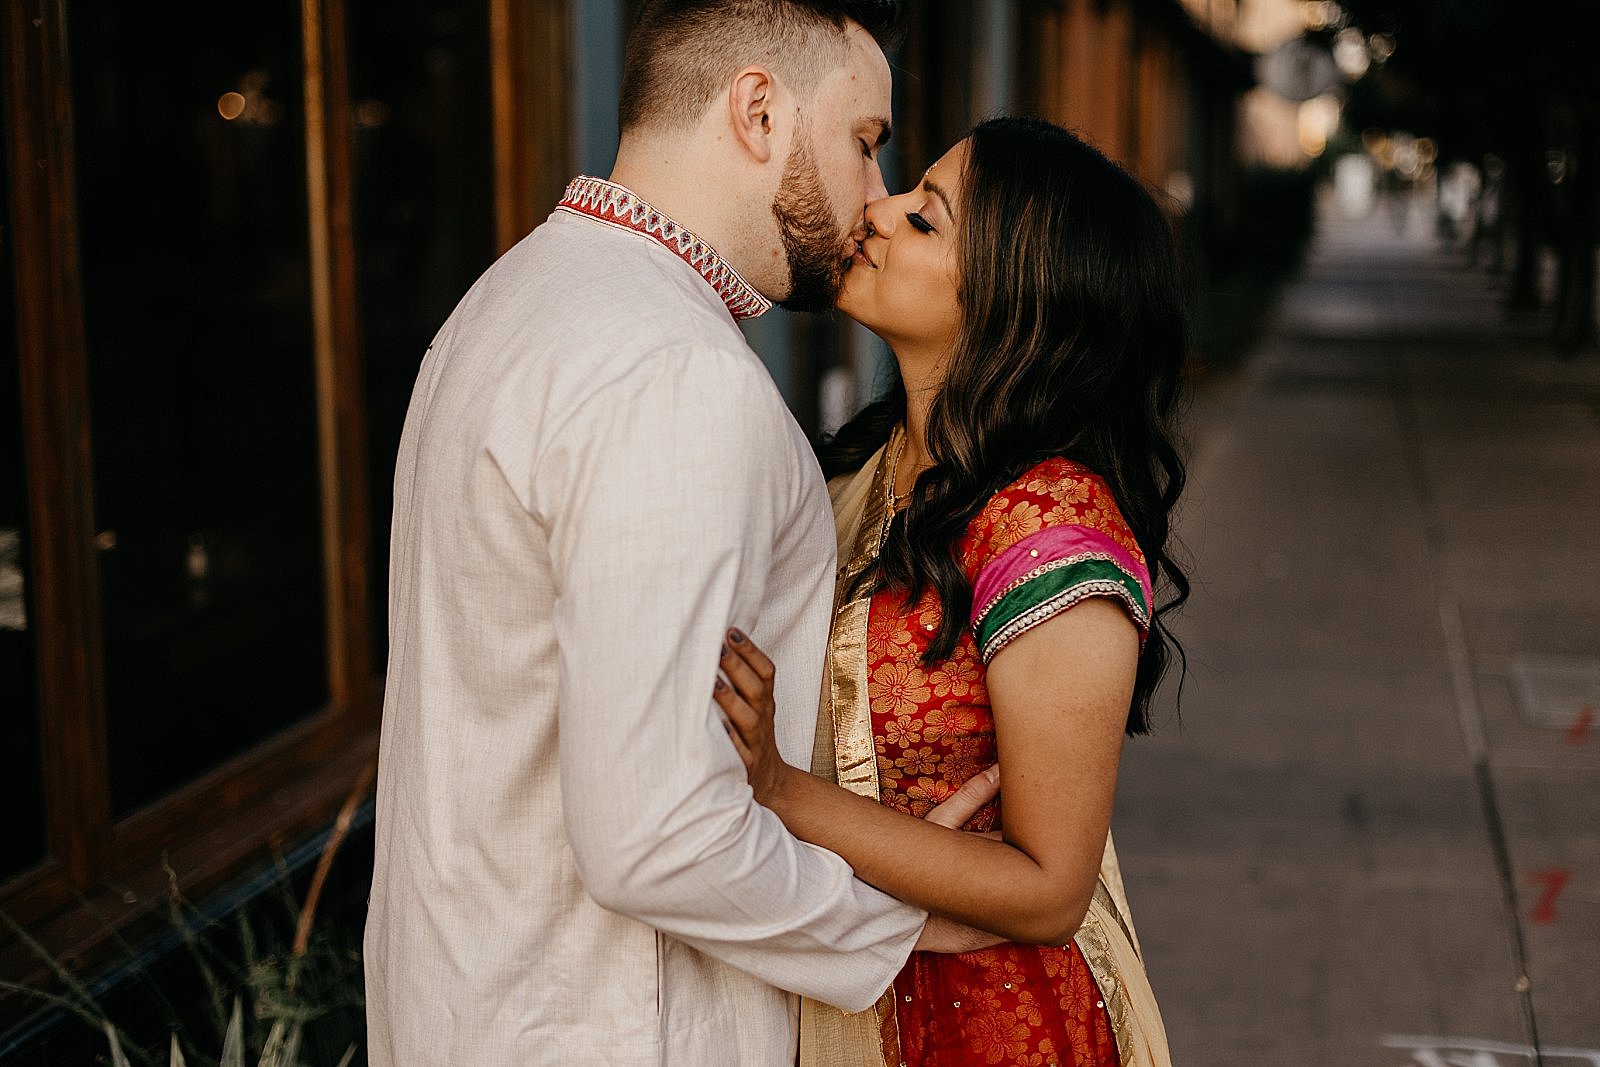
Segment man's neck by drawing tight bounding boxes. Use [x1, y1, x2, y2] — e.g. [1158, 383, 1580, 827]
[609, 142, 757, 288]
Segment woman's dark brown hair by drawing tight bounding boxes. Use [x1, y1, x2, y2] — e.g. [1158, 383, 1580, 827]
[821, 116, 1190, 734]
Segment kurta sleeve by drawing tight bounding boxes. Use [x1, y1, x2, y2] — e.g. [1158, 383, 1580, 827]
[965, 459, 1153, 664]
[535, 344, 924, 1012]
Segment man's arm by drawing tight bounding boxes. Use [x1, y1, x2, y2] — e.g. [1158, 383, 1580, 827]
[538, 345, 925, 1012]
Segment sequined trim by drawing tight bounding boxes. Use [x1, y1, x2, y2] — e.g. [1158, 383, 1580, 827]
[975, 559, 1152, 664]
[972, 550, 1148, 632]
[972, 525, 1153, 632]
[555, 176, 773, 321]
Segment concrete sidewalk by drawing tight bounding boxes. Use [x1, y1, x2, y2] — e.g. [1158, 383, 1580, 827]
[1114, 193, 1600, 1065]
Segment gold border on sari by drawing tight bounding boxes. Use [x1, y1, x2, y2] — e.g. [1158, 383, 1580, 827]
[799, 439, 904, 1067]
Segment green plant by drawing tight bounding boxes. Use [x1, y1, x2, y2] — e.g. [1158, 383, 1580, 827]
[2, 762, 374, 1067]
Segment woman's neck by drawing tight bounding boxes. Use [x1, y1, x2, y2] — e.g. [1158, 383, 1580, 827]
[895, 354, 943, 490]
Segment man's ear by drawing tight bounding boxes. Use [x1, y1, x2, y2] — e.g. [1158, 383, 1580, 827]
[728, 66, 776, 164]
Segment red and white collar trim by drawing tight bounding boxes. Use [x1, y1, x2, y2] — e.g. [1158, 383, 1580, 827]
[556, 176, 773, 321]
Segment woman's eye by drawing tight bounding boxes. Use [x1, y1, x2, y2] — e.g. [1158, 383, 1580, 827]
[906, 212, 935, 233]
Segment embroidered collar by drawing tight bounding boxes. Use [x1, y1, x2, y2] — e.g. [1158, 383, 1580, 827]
[556, 176, 773, 321]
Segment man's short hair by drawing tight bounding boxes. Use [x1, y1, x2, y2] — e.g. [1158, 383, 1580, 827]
[619, 1, 903, 133]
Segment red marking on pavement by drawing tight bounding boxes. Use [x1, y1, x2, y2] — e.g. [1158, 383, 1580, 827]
[1527, 868, 1571, 925]
[1566, 707, 1596, 745]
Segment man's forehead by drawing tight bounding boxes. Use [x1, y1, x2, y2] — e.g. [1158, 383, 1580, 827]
[838, 57, 889, 121]
[841, 21, 893, 96]
[806, 22, 891, 123]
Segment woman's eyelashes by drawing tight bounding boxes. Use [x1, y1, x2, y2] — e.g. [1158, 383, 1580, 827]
[906, 211, 935, 234]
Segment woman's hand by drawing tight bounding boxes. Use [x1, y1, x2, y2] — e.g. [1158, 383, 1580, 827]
[715, 630, 1004, 833]
[923, 764, 1001, 832]
[714, 628, 792, 805]
[715, 630, 1009, 953]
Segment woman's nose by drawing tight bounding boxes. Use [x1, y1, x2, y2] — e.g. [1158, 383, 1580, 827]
[863, 194, 894, 237]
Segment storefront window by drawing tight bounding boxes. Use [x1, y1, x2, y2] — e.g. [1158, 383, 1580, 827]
[349, 0, 495, 668]
[68, 3, 331, 817]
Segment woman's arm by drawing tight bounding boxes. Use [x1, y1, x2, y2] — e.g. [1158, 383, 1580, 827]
[717, 599, 1136, 947]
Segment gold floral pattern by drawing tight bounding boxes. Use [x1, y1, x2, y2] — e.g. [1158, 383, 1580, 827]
[870, 660, 933, 718]
[870, 458, 1129, 1066]
[928, 655, 985, 701]
[868, 604, 917, 659]
[971, 460, 1144, 567]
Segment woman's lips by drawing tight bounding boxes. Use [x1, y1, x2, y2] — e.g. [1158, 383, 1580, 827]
[851, 240, 878, 269]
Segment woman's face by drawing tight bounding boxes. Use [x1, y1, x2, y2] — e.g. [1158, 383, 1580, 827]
[836, 140, 967, 359]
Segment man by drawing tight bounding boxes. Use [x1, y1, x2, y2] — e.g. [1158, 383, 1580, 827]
[365, 3, 946, 1063]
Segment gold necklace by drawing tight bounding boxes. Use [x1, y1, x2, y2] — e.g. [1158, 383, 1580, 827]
[884, 428, 909, 508]
[878, 428, 907, 552]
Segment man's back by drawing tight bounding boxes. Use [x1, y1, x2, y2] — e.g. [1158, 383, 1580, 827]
[365, 200, 918, 1065]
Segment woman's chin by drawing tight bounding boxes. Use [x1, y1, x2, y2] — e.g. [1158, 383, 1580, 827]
[833, 301, 876, 335]
[833, 293, 893, 344]
[833, 275, 868, 324]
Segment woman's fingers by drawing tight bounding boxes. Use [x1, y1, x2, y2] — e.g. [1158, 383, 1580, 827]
[727, 629, 774, 689]
[713, 629, 783, 791]
[924, 764, 1001, 830]
[714, 677, 760, 739]
[727, 629, 774, 678]
[724, 714, 756, 768]
[720, 631, 775, 710]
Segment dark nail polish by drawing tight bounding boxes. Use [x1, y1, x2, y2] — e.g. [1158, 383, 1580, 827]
[714, 677, 726, 692]
[729, 629, 746, 644]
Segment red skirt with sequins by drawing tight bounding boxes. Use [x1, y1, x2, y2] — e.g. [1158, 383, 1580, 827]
[890, 941, 1120, 1067]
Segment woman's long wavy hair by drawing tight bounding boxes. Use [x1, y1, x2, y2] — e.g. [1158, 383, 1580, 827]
[820, 116, 1190, 734]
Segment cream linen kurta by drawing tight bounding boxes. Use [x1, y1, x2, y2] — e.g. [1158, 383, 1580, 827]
[364, 179, 926, 1066]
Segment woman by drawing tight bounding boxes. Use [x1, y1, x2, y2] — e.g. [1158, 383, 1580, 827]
[716, 117, 1188, 1067]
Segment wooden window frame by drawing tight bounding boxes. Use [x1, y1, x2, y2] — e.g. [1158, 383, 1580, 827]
[0, 0, 570, 994]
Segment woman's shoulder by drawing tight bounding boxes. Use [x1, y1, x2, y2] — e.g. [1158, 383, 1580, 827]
[965, 457, 1144, 566]
[964, 457, 1155, 662]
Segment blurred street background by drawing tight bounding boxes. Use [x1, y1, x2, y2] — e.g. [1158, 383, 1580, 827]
[1121, 187, 1600, 1064]
[4, 0, 1599, 1063]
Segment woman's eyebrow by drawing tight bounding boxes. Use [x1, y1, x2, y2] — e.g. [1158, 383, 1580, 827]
[923, 179, 954, 220]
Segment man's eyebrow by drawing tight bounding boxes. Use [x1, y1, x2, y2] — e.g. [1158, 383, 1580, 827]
[869, 118, 892, 147]
[924, 179, 954, 220]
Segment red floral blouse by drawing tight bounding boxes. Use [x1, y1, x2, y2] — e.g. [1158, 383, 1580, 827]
[869, 458, 1150, 1067]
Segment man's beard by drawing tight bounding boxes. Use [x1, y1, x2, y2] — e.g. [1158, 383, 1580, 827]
[771, 133, 847, 313]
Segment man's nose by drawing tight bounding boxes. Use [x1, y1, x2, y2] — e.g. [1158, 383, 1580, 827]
[865, 159, 889, 204]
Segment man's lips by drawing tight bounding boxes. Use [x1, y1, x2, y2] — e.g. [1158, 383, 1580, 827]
[850, 239, 877, 269]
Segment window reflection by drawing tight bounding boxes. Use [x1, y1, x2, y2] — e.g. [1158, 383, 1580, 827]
[349, 0, 495, 669]
[68, 3, 330, 817]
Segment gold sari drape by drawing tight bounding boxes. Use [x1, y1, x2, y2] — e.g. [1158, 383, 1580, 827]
[796, 441, 1173, 1067]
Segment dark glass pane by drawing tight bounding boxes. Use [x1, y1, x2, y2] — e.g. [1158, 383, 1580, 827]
[68, 3, 330, 817]
[348, 0, 495, 671]
[0, 74, 49, 881]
